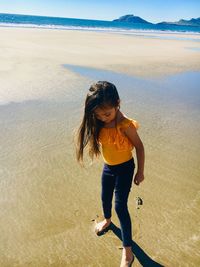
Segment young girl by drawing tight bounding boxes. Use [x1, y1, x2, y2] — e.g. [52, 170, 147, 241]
[76, 81, 145, 267]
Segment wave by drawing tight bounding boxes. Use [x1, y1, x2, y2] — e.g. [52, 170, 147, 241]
[1, 22, 200, 38]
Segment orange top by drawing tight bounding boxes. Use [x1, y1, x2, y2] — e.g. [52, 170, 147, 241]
[98, 117, 139, 165]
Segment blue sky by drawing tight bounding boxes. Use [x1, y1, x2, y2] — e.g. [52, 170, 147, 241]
[0, 0, 199, 23]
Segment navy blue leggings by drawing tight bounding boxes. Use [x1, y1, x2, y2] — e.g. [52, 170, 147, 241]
[101, 158, 135, 247]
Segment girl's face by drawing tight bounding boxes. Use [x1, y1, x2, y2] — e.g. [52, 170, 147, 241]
[94, 106, 118, 124]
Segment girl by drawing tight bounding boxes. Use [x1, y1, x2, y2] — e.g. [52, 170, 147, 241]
[76, 81, 145, 267]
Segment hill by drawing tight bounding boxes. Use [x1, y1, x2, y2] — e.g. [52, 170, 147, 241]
[113, 15, 200, 27]
[157, 17, 200, 26]
[113, 14, 152, 24]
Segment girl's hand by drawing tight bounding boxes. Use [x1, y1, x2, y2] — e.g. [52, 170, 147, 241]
[134, 172, 144, 186]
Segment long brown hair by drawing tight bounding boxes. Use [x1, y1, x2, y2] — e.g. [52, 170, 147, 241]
[76, 81, 120, 162]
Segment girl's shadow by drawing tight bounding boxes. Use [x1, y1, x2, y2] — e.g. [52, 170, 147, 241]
[108, 222, 165, 267]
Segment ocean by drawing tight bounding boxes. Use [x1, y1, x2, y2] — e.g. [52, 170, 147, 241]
[0, 13, 200, 35]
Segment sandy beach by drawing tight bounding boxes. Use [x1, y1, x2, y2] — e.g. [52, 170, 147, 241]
[0, 27, 200, 267]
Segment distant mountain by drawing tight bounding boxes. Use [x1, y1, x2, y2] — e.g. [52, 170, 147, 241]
[157, 17, 200, 27]
[113, 14, 200, 27]
[113, 14, 152, 24]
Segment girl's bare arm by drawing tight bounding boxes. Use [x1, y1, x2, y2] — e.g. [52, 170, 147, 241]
[124, 125, 145, 185]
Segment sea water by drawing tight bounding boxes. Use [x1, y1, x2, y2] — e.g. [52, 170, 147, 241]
[0, 13, 200, 37]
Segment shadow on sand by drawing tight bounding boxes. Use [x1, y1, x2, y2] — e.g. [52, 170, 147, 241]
[102, 222, 165, 267]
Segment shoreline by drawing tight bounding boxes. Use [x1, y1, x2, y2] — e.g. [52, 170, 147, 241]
[1, 24, 200, 40]
[0, 26, 199, 105]
[1, 27, 200, 72]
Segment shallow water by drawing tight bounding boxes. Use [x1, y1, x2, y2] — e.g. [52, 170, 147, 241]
[186, 46, 200, 52]
[0, 66, 200, 266]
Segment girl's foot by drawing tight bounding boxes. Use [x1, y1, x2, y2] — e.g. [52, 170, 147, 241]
[94, 218, 111, 235]
[120, 247, 134, 267]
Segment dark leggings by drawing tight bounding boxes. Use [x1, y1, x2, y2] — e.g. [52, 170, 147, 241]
[101, 158, 135, 247]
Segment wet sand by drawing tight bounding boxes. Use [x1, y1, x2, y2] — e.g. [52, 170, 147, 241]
[0, 27, 200, 267]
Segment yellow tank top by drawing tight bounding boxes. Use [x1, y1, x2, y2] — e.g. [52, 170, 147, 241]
[98, 117, 139, 165]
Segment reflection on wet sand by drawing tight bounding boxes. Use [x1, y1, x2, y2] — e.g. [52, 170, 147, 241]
[1, 65, 200, 266]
